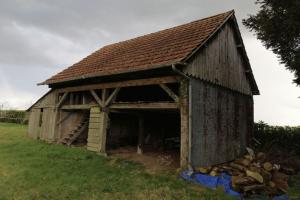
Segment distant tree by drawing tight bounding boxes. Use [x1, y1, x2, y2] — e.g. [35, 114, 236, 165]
[243, 0, 300, 85]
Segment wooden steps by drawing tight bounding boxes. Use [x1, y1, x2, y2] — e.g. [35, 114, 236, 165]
[60, 120, 88, 146]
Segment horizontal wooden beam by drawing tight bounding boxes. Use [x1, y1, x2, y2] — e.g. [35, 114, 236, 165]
[61, 102, 179, 110]
[61, 104, 96, 110]
[57, 76, 181, 93]
[110, 102, 179, 110]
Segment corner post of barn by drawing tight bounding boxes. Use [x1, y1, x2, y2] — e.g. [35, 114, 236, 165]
[179, 79, 189, 167]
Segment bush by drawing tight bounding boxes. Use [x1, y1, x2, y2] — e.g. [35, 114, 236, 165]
[253, 121, 300, 156]
[0, 110, 28, 124]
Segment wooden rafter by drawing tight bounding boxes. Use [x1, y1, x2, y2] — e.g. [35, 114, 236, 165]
[104, 88, 120, 107]
[159, 83, 179, 102]
[89, 90, 103, 107]
[57, 92, 69, 108]
[56, 76, 181, 93]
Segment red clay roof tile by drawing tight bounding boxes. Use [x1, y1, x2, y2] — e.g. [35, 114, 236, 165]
[42, 11, 233, 85]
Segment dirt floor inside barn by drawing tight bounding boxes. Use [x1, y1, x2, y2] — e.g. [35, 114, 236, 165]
[108, 147, 180, 173]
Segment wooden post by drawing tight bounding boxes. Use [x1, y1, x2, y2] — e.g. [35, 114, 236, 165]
[179, 80, 189, 167]
[87, 107, 109, 155]
[54, 92, 69, 141]
[70, 93, 74, 105]
[99, 111, 109, 154]
[137, 116, 144, 154]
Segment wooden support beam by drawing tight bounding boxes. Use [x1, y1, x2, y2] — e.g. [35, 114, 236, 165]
[110, 102, 179, 110]
[54, 92, 69, 141]
[57, 92, 69, 108]
[179, 80, 189, 167]
[104, 88, 120, 107]
[61, 104, 96, 110]
[61, 102, 179, 110]
[89, 90, 103, 107]
[159, 83, 179, 102]
[70, 93, 74, 105]
[102, 89, 107, 103]
[57, 76, 181, 93]
[137, 116, 144, 154]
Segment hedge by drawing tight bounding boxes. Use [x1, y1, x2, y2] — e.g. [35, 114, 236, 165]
[253, 121, 300, 156]
[0, 110, 28, 124]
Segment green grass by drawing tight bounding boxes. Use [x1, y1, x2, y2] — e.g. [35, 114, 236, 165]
[0, 122, 232, 200]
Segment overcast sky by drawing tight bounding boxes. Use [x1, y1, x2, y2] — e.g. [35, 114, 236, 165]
[0, 0, 299, 126]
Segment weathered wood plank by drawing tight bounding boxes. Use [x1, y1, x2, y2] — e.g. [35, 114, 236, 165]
[183, 23, 253, 95]
[159, 83, 179, 102]
[61, 102, 179, 110]
[61, 104, 96, 110]
[27, 109, 41, 139]
[87, 143, 101, 148]
[57, 76, 181, 93]
[89, 117, 103, 123]
[179, 80, 189, 167]
[104, 88, 120, 107]
[110, 102, 179, 110]
[89, 123, 103, 129]
[87, 107, 108, 154]
[89, 90, 103, 107]
[57, 92, 69, 108]
[87, 146, 99, 152]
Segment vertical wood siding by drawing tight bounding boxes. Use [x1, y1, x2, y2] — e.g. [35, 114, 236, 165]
[190, 79, 253, 167]
[28, 90, 58, 142]
[183, 23, 252, 95]
[27, 109, 41, 139]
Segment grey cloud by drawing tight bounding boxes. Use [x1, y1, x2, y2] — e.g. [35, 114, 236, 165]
[2, 0, 298, 125]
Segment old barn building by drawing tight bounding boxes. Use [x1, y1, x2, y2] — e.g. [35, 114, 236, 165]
[27, 10, 259, 168]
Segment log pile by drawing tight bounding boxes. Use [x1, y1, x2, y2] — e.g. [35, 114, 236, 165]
[195, 149, 295, 197]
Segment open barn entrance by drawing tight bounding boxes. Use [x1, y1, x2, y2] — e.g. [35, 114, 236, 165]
[107, 110, 181, 170]
[52, 76, 187, 168]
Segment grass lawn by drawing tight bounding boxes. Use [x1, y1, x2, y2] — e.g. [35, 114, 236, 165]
[0, 122, 232, 200]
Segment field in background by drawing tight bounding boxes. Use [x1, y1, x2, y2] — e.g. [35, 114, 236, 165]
[0, 110, 27, 124]
[0, 122, 232, 200]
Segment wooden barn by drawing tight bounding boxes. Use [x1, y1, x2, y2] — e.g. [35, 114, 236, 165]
[27, 10, 259, 168]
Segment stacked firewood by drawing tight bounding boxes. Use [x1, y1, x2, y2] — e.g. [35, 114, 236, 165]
[196, 149, 295, 196]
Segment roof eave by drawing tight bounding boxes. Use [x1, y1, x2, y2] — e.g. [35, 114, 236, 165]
[39, 61, 185, 86]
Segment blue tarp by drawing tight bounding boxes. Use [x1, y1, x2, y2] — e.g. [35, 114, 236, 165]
[180, 170, 288, 200]
[180, 170, 241, 198]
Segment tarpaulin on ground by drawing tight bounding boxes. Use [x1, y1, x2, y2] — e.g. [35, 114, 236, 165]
[180, 170, 241, 198]
[180, 170, 288, 200]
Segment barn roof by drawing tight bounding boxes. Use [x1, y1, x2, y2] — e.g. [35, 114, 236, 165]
[40, 10, 259, 94]
[41, 11, 235, 85]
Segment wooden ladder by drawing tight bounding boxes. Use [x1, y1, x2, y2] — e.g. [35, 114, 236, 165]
[60, 120, 89, 146]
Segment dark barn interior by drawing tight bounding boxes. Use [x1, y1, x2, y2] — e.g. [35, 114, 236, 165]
[107, 84, 181, 168]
